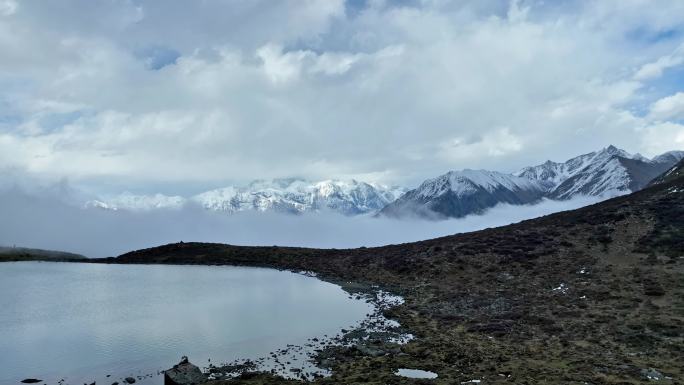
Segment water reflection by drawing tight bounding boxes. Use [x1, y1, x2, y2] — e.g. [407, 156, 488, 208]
[0, 262, 373, 384]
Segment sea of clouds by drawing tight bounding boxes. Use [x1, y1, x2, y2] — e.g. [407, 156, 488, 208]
[0, 186, 602, 258]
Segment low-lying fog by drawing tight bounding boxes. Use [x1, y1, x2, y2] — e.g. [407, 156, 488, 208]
[0, 184, 597, 257]
[0, 188, 602, 258]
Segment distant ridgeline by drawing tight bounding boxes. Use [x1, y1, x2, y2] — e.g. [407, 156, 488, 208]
[0, 246, 87, 262]
[83, 145, 683, 220]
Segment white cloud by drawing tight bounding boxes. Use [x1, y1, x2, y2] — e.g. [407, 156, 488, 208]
[1, 0, 684, 191]
[639, 121, 684, 155]
[0, 0, 17, 16]
[257, 44, 310, 83]
[309, 51, 362, 75]
[439, 127, 523, 163]
[507, 0, 529, 23]
[648, 92, 684, 121]
[256, 44, 362, 83]
[634, 52, 684, 81]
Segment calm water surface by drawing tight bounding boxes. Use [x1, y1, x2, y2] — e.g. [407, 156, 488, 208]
[0, 262, 373, 385]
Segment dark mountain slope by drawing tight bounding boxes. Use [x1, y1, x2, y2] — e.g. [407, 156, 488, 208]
[619, 156, 674, 191]
[649, 158, 684, 186]
[106, 169, 684, 385]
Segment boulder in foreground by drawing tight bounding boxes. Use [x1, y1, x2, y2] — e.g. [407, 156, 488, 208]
[164, 356, 206, 385]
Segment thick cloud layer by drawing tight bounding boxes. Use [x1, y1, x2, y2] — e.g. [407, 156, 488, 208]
[0, 188, 601, 258]
[0, 1, 683, 194]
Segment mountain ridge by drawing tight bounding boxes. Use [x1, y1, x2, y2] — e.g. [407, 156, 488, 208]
[85, 146, 683, 219]
[381, 145, 683, 219]
[87, 179, 407, 216]
[517, 145, 683, 199]
[380, 170, 547, 219]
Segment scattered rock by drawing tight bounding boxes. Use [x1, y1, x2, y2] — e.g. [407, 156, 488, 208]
[641, 368, 664, 381]
[164, 356, 206, 385]
[124, 378, 136, 384]
[354, 343, 385, 357]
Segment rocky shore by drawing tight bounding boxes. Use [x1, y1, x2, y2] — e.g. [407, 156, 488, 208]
[193, 286, 412, 382]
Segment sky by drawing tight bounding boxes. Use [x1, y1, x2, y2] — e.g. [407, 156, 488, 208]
[1, 0, 684, 195]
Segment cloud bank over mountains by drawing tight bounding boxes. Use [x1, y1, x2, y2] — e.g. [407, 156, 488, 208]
[1, 0, 684, 193]
[0, 186, 601, 258]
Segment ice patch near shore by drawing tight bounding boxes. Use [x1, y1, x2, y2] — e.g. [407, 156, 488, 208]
[375, 290, 405, 307]
[396, 368, 438, 379]
[298, 270, 318, 277]
[552, 283, 569, 294]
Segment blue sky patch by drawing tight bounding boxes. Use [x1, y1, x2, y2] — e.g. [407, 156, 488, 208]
[626, 26, 681, 45]
[627, 66, 684, 118]
[136, 45, 181, 70]
[38, 110, 85, 132]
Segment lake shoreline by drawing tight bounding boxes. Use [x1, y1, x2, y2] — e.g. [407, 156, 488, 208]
[83, 257, 417, 383]
[1, 261, 382, 385]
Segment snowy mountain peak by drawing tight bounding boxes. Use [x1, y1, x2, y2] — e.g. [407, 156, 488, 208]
[192, 178, 406, 216]
[436, 169, 545, 197]
[84, 192, 186, 211]
[87, 179, 406, 216]
[82, 146, 682, 220]
[380, 169, 547, 219]
[652, 150, 684, 164]
[516, 146, 683, 199]
[602, 144, 629, 157]
[384, 146, 682, 219]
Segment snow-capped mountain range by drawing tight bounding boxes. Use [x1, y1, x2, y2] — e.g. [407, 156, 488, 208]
[379, 170, 547, 219]
[86, 179, 406, 216]
[194, 178, 406, 215]
[380, 146, 684, 219]
[86, 146, 683, 219]
[514, 145, 682, 199]
[380, 170, 545, 219]
[86, 192, 186, 211]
